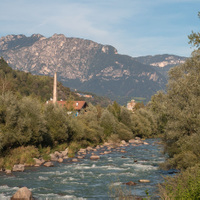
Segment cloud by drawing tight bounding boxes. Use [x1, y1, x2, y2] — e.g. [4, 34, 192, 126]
[0, 0, 199, 57]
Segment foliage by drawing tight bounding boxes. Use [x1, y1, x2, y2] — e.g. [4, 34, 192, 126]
[131, 108, 157, 138]
[188, 12, 200, 49]
[159, 164, 200, 200]
[44, 104, 69, 145]
[0, 57, 111, 107]
[2, 146, 39, 170]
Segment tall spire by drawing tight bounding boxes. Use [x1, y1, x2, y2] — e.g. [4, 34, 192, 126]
[53, 72, 57, 104]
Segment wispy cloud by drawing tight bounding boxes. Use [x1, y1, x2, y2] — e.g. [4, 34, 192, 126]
[0, 0, 199, 57]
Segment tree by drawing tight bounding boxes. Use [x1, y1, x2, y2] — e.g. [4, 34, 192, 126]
[188, 12, 200, 48]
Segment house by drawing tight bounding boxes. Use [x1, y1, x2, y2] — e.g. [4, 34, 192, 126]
[127, 99, 136, 111]
[47, 72, 88, 115]
[46, 100, 88, 116]
[57, 100, 88, 112]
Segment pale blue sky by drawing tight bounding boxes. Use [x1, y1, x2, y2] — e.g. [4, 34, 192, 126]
[0, 0, 199, 57]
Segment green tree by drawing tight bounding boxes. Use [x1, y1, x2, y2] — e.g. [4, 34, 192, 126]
[44, 104, 69, 145]
[188, 12, 200, 48]
[100, 109, 117, 138]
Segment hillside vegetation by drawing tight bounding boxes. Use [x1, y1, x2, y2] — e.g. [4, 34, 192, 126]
[0, 57, 111, 106]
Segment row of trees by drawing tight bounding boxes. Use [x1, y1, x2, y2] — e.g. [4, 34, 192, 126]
[0, 92, 156, 157]
[150, 12, 200, 199]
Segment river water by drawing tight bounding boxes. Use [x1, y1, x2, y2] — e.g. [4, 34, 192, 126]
[0, 139, 168, 199]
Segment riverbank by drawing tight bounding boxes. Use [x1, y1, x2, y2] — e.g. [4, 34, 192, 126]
[2, 137, 150, 175]
[0, 138, 165, 199]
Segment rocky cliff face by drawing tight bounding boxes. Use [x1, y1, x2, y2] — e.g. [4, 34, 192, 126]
[0, 34, 170, 104]
[134, 54, 187, 78]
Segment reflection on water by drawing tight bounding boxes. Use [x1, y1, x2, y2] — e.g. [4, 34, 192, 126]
[0, 139, 167, 199]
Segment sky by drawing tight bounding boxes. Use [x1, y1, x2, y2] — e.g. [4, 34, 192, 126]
[0, 0, 199, 57]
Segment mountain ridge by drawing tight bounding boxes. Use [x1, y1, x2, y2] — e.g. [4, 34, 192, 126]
[0, 34, 186, 104]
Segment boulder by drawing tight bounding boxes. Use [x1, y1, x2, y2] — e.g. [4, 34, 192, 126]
[79, 148, 86, 153]
[90, 155, 100, 160]
[139, 179, 150, 183]
[43, 162, 54, 167]
[11, 187, 34, 200]
[50, 153, 58, 161]
[129, 139, 136, 144]
[124, 181, 137, 186]
[33, 158, 43, 166]
[13, 164, 25, 172]
[86, 146, 93, 151]
[77, 156, 85, 159]
[61, 148, 68, 157]
[5, 169, 11, 174]
[72, 158, 78, 162]
[103, 151, 111, 154]
[121, 140, 127, 145]
[58, 158, 63, 163]
[54, 151, 63, 158]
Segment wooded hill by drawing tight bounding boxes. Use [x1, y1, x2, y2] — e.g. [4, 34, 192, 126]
[0, 58, 111, 106]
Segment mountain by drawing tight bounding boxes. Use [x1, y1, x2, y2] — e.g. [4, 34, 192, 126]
[0, 34, 170, 104]
[134, 54, 187, 78]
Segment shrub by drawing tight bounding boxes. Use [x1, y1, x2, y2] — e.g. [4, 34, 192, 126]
[2, 146, 39, 169]
[159, 165, 200, 199]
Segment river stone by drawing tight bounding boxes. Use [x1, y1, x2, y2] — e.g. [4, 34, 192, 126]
[50, 153, 58, 161]
[58, 158, 63, 163]
[54, 151, 63, 158]
[72, 158, 78, 162]
[11, 187, 34, 200]
[33, 158, 43, 166]
[139, 179, 150, 183]
[86, 147, 93, 151]
[5, 169, 11, 174]
[90, 155, 100, 160]
[13, 164, 25, 172]
[43, 162, 54, 167]
[124, 181, 137, 186]
[77, 156, 84, 159]
[61, 148, 68, 157]
[129, 139, 136, 144]
[121, 140, 127, 145]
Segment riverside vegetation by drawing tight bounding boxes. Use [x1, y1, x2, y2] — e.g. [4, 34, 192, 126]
[0, 13, 200, 199]
[0, 58, 156, 172]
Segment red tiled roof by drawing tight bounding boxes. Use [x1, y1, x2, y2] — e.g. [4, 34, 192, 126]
[50, 101, 87, 111]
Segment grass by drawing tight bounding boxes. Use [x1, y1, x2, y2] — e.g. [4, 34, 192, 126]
[159, 164, 200, 199]
[1, 146, 40, 170]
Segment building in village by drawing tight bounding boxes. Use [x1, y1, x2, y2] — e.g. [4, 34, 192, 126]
[127, 99, 136, 112]
[46, 72, 88, 115]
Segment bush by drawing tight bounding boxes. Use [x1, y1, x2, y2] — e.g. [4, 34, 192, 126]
[2, 146, 39, 169]
[159, 165, 200, 199]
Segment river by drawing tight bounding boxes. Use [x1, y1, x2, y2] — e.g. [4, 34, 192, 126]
[0, 139, 169, 199]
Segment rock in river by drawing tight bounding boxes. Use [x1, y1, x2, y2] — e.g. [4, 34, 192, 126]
[43, 162, 54, 167]
[13, 164, 25, 172]
[11, 187, 34, 200]
[90, 155, 100, 160]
